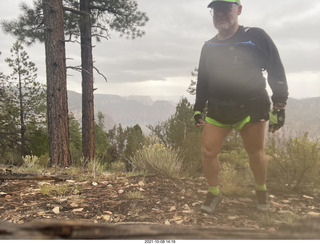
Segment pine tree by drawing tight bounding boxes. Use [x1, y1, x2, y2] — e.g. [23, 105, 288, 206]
[1, 0, 149, 163]
[187, 68, 198, 96]
[0, 70, 20, 156]
[43, 0, 71, 167]
[4, 41, 46, 157]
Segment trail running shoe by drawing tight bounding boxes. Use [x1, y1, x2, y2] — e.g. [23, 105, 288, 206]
[256, 190, 270, 211]
[200, 192, 222, 214]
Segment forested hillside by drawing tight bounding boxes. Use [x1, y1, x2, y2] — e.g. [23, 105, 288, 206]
[68, 91, 320, 139]
[68, 91, 176, 131]
[284, 97, 320, 139]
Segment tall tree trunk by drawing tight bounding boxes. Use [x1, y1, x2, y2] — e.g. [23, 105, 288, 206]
[18, 61, 26, 157]
[43, 0, 71, 167]
[80, 0, 95, 162]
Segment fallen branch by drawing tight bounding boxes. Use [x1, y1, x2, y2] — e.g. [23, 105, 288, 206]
[0, 173, 70, 181]
[1, 217, 320, 239]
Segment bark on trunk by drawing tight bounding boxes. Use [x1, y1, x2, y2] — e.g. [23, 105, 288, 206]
[43, 0, 71, 167]
[18, 67, 26, 157]
[80, 0, 95, 162]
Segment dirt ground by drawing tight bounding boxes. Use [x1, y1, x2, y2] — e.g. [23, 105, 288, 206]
[1, 172, 320, 232]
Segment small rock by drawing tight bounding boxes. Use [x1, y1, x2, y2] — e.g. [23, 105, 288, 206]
[66, 180, 75, 184]
[281, 200, 290, 204]
[0, 192, 7, 195]
[57, 198, 68, 203]
[228, 216, 239, 220]
[303, 195, 313, 200]
[169, 206, 176, 212]
[118, 189, 124, 194]
[165, 220, 171, 225]
[171, 216, 183, 221]
[72, 208, 84, 212]
[182, 204, 190, 211]
[38, 182, 51, 186]
[269, 195, 275, 199]
[192, 202, 201, 207]
[70, 202, 79, 208]
[102, 215, 112, 222]
[278, 210, 294, 214]
[307, 212, 320, 217]
[52, 207, 60, 214]
[92, 182, 98, 186]
[138, 181, 145, 187]
[252, 225, 260, 230]
[238, 197, 252, 202]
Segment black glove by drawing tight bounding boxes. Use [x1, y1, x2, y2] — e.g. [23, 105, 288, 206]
[193, 111, 203, 125]
[269, 108, 285, 132]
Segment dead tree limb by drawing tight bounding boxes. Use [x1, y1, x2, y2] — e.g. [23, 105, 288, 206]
[0, 173, 70, 181]
[1, 217, 320, 240]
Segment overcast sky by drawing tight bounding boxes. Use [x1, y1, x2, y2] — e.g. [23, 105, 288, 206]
[1, 0, 320, 102]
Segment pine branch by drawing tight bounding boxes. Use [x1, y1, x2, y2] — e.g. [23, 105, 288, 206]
[63, 6, 88, 16]
[93, 66, 108, 83]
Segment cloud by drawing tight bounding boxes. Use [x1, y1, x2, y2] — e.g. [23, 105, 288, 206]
[286, 71, 320, 98]
[1, 0, 319, 100]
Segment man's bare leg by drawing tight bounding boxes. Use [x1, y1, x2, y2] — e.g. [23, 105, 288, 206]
[239, 121, 270, 211]
[201, 122, 232, 187]
[239, 121, 268, 186]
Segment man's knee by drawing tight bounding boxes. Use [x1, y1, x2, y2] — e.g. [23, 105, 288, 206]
[247, 149, 267, 164]
[201, 145, 220, 160]
[246, 148, 265, 156]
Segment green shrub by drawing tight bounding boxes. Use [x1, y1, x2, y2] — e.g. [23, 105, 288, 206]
[20, 155, 48, 172]
[267, 133, 320, 191]
[219, 148, 253, 195]
[220, 147, 249, 168]
[108, 160, 127, 173]
[22, 155, 39, 168]
[219, 162, 252, 196]
[131, 143, 183, 178]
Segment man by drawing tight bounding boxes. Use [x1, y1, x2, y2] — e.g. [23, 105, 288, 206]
[194, 0, 288, 213]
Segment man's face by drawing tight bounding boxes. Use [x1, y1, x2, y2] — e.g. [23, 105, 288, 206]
[211, 2, 242, 31]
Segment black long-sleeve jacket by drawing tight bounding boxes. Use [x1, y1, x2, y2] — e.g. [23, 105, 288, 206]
[194, 25, 288, 113]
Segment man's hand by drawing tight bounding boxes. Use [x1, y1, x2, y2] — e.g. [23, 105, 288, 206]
[268, 104, 286, 133]
[194, 111, 205, 127]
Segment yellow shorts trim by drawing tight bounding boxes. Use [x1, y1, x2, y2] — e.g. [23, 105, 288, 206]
[205, 116, 251, 131]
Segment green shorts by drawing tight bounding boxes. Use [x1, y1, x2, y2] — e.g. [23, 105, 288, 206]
[206, 116, 251, 131]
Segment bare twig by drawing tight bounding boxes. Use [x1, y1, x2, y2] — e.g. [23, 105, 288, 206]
[63, 6, 88, 16]
[93, 66, 108, 83]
